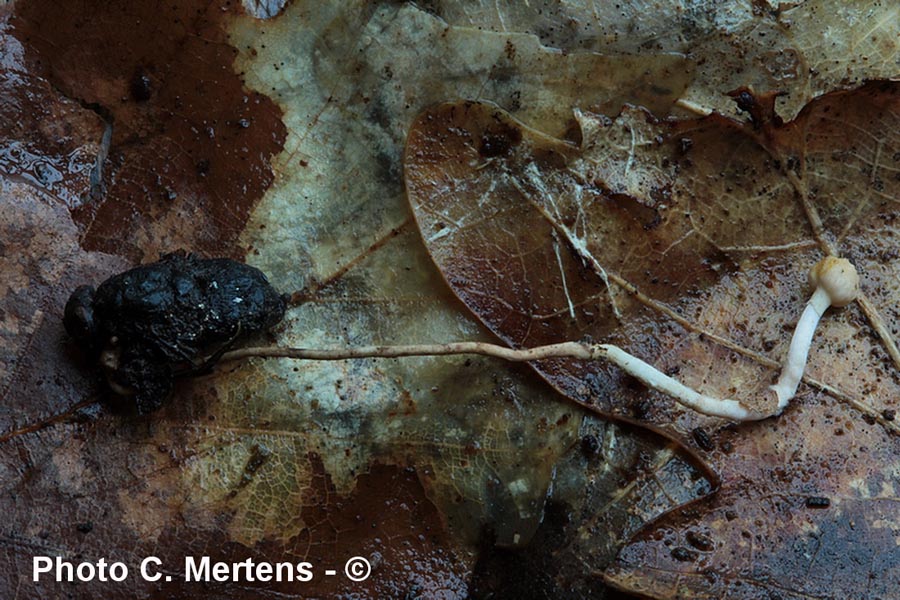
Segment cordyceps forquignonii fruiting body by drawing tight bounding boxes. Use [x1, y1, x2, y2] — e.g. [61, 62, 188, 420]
[769, 256, 860, 411]
[64, 252, 858, 421]
[63, 250, 286, 414]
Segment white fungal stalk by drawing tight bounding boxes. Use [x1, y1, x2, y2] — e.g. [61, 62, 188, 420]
[769, 256, 859, 412]
[591, 345, 760, 420]
[222, 341, 762, 420]
[222, 257, 859, 423]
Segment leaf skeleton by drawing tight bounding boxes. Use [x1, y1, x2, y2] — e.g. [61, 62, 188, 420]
[64, 251, 858, 421]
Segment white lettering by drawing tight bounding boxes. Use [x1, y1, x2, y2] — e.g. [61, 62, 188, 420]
[76, 562, 96, 581]
[58, 558, 73, 582]
[234, 558, 253, 582]
[141, 556, 163, 582]
[33, 557, 52, 582]
[212, 561, 230, 582]
[108, 561, 128, 582]
[275, 561, 293, 581]
[184, 556, 208, 582]
[182, 557, 316, 582]
[33, 556, 130, 582]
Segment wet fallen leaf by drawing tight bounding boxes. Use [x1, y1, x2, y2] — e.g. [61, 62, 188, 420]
[0, 3, 470, 597]
[227, 0, 710, 581]
[2, 0, 897, 598]
[405, 82, 900, 597]
[424, 0, 900, 120]
[1, 1, 706, 597]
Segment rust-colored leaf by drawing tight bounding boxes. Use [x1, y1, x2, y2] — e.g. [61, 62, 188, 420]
[10, 0, 286, 261]
[405, 82, 900, 597]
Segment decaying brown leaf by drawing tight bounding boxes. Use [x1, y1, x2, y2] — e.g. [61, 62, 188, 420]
[0, 3, 474, 597]
[3, 0, 898, 597]
[405, 82, 900, 597]
[10, 0, 286, 262]
[423, 0, 900, 120]
[3, 2, 692, 597]
[227, 0, 708, 576]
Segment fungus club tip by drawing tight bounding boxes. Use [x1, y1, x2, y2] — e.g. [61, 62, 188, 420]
[808, 256, 860, 308]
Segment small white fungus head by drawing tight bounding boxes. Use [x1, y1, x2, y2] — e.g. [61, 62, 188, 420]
[808, 256, 860, 307]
